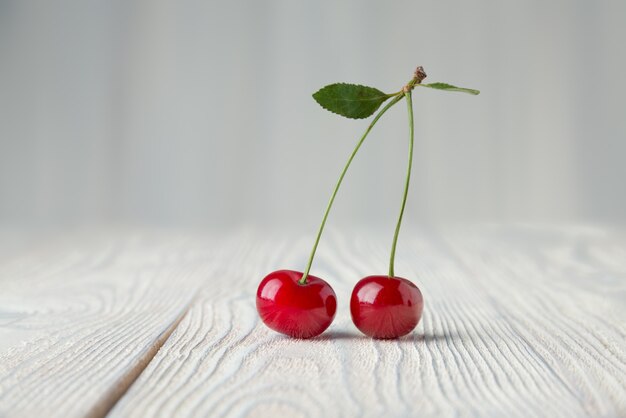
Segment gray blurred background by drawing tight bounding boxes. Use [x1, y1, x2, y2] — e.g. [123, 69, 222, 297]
[1, 0, 625, 229]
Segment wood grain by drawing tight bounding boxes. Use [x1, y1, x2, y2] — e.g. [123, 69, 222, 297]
[106, 225, 626, 418]
[0, 229, 220, 417]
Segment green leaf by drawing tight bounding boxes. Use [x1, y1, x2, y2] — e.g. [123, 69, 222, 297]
[420, 82, 480, 95]
[312, 83, 392, 119]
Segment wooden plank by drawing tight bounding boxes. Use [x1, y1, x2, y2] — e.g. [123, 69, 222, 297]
[110, 226, 626, 417]
[0, 230, 219, 417]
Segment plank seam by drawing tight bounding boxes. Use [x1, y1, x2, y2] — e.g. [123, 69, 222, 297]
[86, 300, 194, 418]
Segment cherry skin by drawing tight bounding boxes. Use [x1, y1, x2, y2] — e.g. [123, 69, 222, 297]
[350, 275, 423, 339]
[256, 269, 337, 339]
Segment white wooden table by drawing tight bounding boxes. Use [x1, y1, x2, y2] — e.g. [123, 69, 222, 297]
[0, 225, 624, 417]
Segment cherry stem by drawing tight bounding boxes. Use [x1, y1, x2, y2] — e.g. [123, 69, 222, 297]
[299, 94, 404, 285]
[388, 90, 414, 278]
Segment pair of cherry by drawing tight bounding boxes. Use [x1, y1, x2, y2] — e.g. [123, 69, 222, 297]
[254, 67, 477, 340]
[256, 270, 423, 339]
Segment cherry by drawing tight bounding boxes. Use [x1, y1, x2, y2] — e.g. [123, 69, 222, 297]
[256, 270, 337, 339]
[350, 275, 423, 339]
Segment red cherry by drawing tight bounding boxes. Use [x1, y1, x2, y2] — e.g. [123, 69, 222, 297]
[350, 275, 423, 339]
[256, 270, 337, 339]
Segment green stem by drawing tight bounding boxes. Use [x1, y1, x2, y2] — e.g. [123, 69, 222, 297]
[388, 91, 414, 277]
[299, 94, 403, 285]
